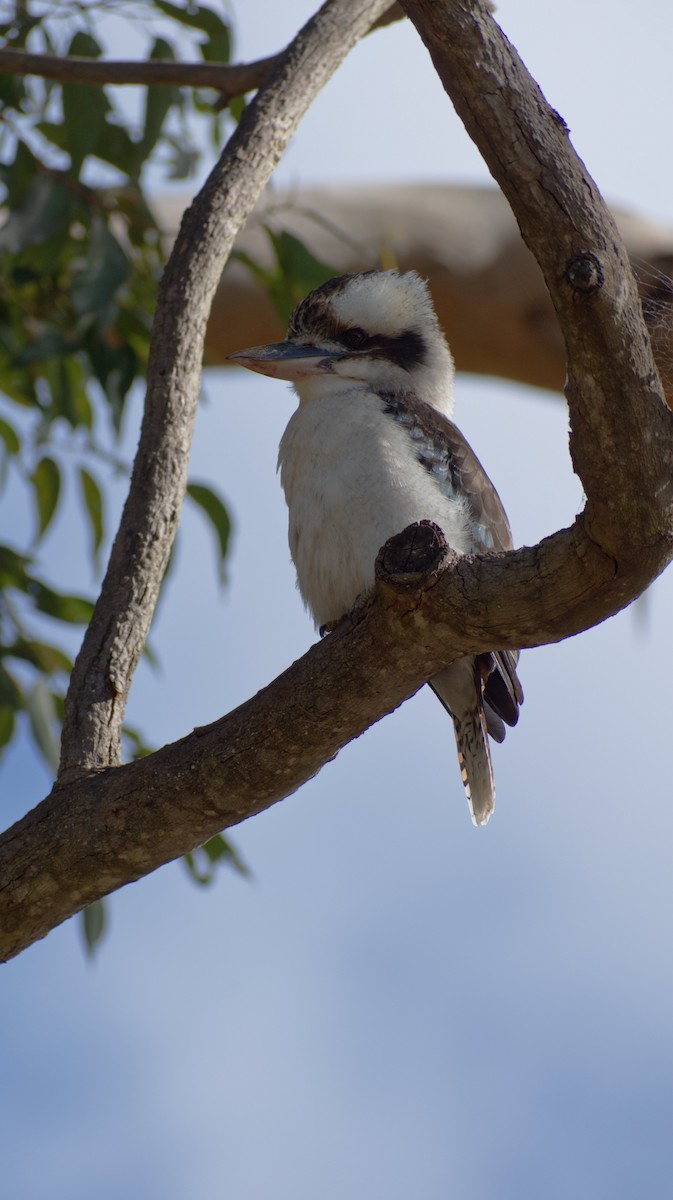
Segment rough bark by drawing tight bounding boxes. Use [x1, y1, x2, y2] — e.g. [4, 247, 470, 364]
[400, 0, 673, 562]
[1, 0, 672, 963]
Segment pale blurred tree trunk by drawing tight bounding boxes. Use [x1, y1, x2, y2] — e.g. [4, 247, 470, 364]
[153, 185, 673, 403]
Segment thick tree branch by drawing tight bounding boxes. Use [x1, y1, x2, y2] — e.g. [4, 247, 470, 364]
[1, 0, 672, 961]
[0, 508, 669, 963]
[401, 0, 673, 562]
[57, 0, 392, 785]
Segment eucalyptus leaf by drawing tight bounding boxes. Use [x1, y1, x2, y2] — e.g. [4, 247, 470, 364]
[0, 173, 72, 255]
[0, 544, 31, 589]
[266, 228, 337, 321]
[30, 455, 61, 541]
[0, 662, 22, 710]
[42, 355, 93, 430]
[71, 218, 130, 317]
[6, 638, 72, 675]
[182, 834, 250, 886]
[202, 833, 250, 878]
[61, 32, 109, 172]
[24, 677, 61, 773]
[186, 481, 232, 582]
[0, 416, 20, 455]
[28, 580, 94, 625]
[0, 704, 16, 752]
[81, 899, 108, 957]
[122, 723, 154, 760]
[78, 467, 104, 567]
[139, 38, 179, 162]
[154, 1, 231, 43]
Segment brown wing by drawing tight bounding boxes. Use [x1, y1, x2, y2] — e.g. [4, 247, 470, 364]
[381, 390, 523, 731]
[380, 391, 513, 553]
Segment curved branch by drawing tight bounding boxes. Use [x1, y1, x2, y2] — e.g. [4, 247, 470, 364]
[0, 508, 668, 963]
[401, 0, 673, 560]
[57, 0, 392, 786]
[1, 0, 671, 961]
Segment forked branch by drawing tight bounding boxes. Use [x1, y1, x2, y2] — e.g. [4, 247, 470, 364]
[1, 0, 671, 964]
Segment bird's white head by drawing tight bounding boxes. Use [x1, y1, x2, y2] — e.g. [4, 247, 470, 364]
[227, 270, 456, 417]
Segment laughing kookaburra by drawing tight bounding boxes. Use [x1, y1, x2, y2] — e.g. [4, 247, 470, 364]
[227, 270, 523, 825]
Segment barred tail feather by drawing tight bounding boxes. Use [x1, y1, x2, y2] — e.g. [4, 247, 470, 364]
[452, 708, 495, 826]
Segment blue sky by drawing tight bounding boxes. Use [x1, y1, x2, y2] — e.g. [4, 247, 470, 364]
[2, 3, 672, 1198]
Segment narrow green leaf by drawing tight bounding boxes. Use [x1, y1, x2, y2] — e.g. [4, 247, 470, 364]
[6, 637, 72, 675]
[43, 355, 93, 430]
[0, 139, 39, 208]
[71, 217, 130, 316]
[30, 456, 61, 541]
[28, 580, 94, 624]
[90, 121, 138, 176]
[182, 849, 211, 886]
[81, 899, 107, 958]
[0, 544, 31, 589]
[182, 834, 250, 886]
[0, 72, 25, 109]
[228, 94, 248, 124]
[0, 704, 16, 752]
[15, 326, 73, 367]
[198, 28, 231, 64]
[0, 662, 22, 710]
[0, 173, 72, 255]
[78, 467, 104, 567]
[0, 416, 20, 455]
[164, 135, 200, 181]
[154, 1, 231, 42]
[61, 33, 110, 172]
[202, 833, 251, 878]
[83, 329, 139, 435]
[24, 678, 61, 773]
[35, 120, 70, 154]
[186, 482, 232, 582]
[265, 227, 337, 322]
[122, 723, 154, 760]
[138, 38, 178, 162]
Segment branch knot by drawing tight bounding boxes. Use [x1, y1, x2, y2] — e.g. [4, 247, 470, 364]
[566, 252, 603, 294]
[375, 520, 450, 590]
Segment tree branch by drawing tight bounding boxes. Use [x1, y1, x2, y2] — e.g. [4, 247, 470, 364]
[0, 46, 281, 100]
[57, 0, 392, 786]
[400, 0, 673, 562]
[1, 0, 671, 962]
[0, 5, 405, 102]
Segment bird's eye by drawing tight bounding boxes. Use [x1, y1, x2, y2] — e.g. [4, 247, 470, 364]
[342, 327, 367, 349]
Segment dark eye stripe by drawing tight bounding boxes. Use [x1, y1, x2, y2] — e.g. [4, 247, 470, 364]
[288, 287, 428, 374]
[365, 330, 427, 371]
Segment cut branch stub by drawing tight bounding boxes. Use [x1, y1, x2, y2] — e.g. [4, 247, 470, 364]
[375, 520, 450, 590]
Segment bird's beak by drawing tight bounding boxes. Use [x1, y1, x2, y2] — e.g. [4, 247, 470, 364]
[226, 340, 344, 381]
